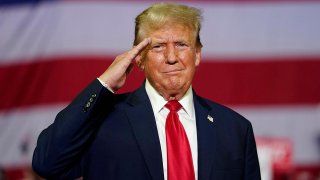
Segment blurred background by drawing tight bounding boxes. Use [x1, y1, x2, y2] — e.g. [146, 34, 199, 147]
[0, 0, 320, 179]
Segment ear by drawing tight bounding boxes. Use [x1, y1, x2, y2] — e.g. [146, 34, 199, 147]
[195, 47, 201, 67]
[135, 54, 145, 70]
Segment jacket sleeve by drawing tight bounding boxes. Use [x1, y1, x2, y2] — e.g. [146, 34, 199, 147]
[244, 123, 261, 180]
[32, 79, 114, 179]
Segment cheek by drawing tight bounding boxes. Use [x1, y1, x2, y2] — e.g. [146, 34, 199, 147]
[145, 53, 164, 68]
[180, 53, 197, 68]
[144, 57, 162, 75]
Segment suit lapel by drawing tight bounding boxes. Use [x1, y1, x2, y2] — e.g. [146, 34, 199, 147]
[125, 85, 164, 180]
[194, 94, 217, 180]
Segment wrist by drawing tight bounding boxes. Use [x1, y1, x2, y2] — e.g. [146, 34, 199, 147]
[97, 78, 115, 93]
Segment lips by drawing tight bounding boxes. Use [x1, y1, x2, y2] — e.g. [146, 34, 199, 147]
[163, 69, 183, 74]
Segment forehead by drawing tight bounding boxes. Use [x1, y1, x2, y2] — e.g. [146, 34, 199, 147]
[148, 24, 195, 42]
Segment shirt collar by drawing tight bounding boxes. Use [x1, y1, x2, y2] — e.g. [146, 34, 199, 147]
[145, 79, 195, 119]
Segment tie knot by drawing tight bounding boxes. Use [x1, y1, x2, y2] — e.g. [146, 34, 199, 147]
[165, 100, 182, 112]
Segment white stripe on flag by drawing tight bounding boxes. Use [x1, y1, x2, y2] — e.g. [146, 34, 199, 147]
[0, 105, 319, 166]
[1, 1, 320, 64]
[235, 105, 320, 164]
[0, 105, 64, 167]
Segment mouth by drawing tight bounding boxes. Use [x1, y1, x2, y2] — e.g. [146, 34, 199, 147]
[162, 69, 183, 75]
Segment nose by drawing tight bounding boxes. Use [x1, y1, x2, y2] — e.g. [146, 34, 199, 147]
[165, 44, 178, 64]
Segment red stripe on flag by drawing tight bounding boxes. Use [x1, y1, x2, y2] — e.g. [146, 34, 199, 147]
[193, 57, 320, 105]
[1, 56, 319, 110]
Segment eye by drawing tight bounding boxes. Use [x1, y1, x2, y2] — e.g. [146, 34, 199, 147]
[176, 42, 188, 48]
[153, 45, 161, 49]
[152, 44, 165, 52]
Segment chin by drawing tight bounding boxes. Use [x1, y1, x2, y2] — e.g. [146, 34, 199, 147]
[165, 81, 187, 92]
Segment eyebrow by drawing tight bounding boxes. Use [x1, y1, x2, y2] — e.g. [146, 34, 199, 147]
[151, 38, 189, 44]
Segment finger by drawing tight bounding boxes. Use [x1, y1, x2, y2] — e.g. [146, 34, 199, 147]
[128, 38, 151, 59]
[125, 62, 134, 75]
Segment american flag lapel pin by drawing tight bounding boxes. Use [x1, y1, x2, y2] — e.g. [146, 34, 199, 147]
[207, 115, 214, 123]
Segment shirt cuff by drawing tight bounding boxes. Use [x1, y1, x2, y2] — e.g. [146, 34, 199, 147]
[97, 78, 115, 93]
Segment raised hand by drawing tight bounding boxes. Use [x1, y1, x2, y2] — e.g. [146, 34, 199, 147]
[98, 38, 151, 92]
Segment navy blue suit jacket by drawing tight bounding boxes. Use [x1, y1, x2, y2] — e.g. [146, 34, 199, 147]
[32, 79, 261, 180]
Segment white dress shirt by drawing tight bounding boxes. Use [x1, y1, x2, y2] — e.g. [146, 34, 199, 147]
[145, 80, 198, 180]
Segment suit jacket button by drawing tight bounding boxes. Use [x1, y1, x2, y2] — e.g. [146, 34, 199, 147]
[89, 98, 94, 102]
[85, 102, 91, 108]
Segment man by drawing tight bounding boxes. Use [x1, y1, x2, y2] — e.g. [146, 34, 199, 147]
[32, 3, 261, 180]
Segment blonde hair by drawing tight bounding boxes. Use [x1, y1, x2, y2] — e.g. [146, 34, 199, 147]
[134, 3, 203, 48]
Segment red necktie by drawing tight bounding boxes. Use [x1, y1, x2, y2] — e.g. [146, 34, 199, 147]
[165, 100, 195, 180]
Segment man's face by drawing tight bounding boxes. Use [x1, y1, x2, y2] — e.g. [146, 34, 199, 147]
[138, 24, 201, 100]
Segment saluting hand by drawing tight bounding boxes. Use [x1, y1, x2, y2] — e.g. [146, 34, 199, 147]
[98, 38, 151, 92]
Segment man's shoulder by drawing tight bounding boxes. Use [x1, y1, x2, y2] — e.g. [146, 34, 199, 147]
[195, 95, 251, 126]
[112, 84, 148, 106]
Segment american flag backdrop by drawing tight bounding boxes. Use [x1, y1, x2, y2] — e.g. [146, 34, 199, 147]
[0, 0, 320, 179]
